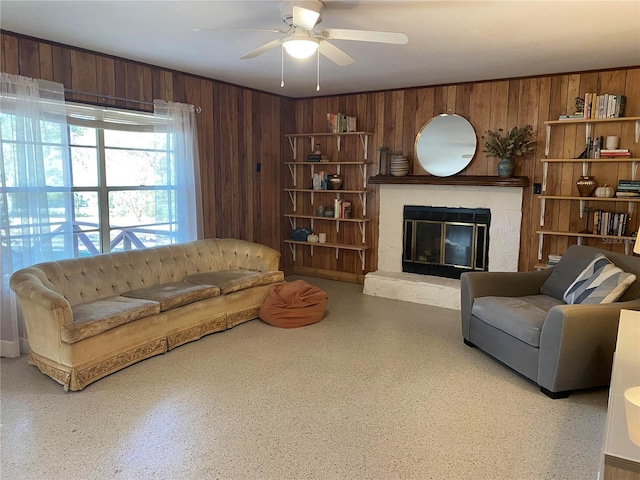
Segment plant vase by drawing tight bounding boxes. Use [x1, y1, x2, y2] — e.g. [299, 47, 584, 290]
[390, 155, 409, 177]
[327, 174, 343, 190]
[576, 175, 597, 197]
[497, 158, 514, 178]
[379, 150, 389, 175]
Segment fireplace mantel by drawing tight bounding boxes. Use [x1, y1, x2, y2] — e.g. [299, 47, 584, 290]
[368, 175, 529, 187]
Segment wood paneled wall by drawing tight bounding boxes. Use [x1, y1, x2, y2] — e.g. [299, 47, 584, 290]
[290, 68, 640, 274]
[3, 30, 639, 277]
[1, 31, 285, 255]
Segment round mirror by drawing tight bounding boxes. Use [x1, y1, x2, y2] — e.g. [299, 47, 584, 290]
[414, 114, 477, 177]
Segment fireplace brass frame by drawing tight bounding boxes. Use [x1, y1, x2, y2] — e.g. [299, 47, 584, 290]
[403, 219, 488, 271]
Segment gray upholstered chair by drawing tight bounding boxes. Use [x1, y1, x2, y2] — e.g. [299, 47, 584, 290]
[461, 245, 640, 398]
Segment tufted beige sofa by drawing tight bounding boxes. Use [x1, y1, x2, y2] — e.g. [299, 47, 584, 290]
[10, 238, 283, 391]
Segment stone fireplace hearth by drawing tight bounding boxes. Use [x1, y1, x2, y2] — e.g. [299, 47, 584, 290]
[363, 182, 524, 310]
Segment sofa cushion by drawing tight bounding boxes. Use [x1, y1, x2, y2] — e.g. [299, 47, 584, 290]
[471, 295, 564, 347]
[122, 282, 221, 311]
[564, 255, 636, 304]
[184, 269, 284, 295]
[62, 296, 161, 344]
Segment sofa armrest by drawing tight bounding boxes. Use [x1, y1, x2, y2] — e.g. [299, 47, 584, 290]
[537, 299, 640, 393]
[216, 238, 281, 272]
[10, 268, 73, 360]
[461, 270, 552, 339]
[10, 268, 71, 314]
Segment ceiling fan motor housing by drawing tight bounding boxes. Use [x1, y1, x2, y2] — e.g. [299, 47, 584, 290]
[279, 0, 324, 27]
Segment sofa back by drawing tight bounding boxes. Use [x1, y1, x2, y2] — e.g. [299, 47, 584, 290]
[540, 245, 640, 302]
[11, 238, 281, 307]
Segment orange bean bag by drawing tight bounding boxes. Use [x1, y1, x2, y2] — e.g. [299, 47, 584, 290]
[259, 280, 328, 328]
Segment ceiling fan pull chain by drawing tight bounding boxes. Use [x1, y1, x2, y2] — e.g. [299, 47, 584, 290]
[281, 44, 285, 88]
[316, 48, 320, 91]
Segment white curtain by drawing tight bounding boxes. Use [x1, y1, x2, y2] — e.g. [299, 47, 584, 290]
[0, 73, 73, 357]
[153, 100, 203, 242]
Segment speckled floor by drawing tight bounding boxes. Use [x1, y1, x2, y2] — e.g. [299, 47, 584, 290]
[1, 276, 608, 480]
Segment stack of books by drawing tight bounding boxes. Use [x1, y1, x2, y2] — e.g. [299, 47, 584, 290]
[558, 114, 585, 120]
[592, 210, 629, 236]
[327, 113, 357, 133]
[600, 148, 632, 158]
[547, 254, 562, 267]
[306, 154, 328, 162]
[581, 93, 627, 118]
[579, 138, 632, 159]
[616, 180, 640, 197]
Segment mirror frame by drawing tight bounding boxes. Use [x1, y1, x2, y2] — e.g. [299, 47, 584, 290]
[414, 114, 477, 177]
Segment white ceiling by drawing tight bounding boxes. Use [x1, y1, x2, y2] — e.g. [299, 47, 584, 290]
[1, 0, 639, 98]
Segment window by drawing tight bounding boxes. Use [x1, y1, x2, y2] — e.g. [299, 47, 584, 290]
[68, 119, 178, 255]
[2, 99, 201, 262]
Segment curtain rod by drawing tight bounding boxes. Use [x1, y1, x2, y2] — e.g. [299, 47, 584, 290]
[64, 89, 202, 113]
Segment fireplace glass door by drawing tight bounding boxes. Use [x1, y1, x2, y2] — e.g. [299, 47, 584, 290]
[403, 206, 490, 279]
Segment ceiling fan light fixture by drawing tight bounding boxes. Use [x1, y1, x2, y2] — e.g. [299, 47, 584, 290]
[283, 37, 319, 59]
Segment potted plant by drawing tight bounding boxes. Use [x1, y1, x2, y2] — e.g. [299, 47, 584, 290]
[483, 125, 536, 177]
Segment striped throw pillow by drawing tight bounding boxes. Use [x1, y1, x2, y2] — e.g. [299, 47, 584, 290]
[563, 253, 636, 304]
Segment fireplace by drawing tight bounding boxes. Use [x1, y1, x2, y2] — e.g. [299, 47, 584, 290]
[402, 206, 490, 279]
[363, 183, 524, 309]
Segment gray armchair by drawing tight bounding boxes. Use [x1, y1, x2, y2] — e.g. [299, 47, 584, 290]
[461, 245, 640, 398]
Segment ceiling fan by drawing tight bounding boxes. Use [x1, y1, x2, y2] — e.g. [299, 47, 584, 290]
[238, 0, 409, 66]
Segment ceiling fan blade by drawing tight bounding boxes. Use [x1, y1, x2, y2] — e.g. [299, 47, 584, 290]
[193, 27, 287, 33]
[322, 28, 408, 45]
[240, 38, 283, 59]
[292, 6, 320, 30]
[318, 40, 354, 66]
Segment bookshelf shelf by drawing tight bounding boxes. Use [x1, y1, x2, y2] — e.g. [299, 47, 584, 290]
[538, 195, 640, 202]
[536, 230, 635, 241]
[284, 132, 373, 153]
[538, 116, 640, 261]
[544, 117, 640, 156]
[283, 240, 370, 271]
[541, 158, 640, 163]
[284, 214, 370, 243]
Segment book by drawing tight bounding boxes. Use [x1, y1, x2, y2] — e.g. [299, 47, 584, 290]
[601, 152, 631, 157]
[341, 201, 351, 219]
[617, 186, 640, 190]
[617, 179, 640, 186]
[347, 116, 357, 132]
[617, 95, 627, 117]
[602, 149, 630, 154]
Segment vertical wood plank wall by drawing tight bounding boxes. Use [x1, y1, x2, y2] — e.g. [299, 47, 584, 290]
[2, 31, 639, 278]
[290, 68, 640, 275]
[1, 31, 285, 255]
